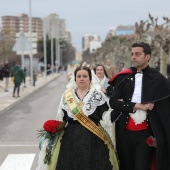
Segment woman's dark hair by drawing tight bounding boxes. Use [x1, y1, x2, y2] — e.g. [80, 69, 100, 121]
[131, 42, 152, 56]
[95, 64, 108, 78]
[74, 66, 92, 82]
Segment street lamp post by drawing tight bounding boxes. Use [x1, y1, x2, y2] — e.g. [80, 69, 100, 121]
[50, 21, 54, 74]
[20, 33, 25, 68]
[60, 48, 62, 66]
[43, 18, 47, 78]
[20, 18, 24, 69]
[29, 0, 33, 85]
[59, 44, 66, 66]
[58, 41, 61, 67]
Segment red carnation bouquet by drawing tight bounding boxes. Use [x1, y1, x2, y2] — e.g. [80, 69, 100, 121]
[37, 120, 65, 164]
[146, 136, 157, 148]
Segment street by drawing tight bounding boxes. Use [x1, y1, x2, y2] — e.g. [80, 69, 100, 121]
[0, 73, 67, 170]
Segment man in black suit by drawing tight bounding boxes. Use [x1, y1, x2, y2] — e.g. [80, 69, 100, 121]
[109, 42, 170, 170]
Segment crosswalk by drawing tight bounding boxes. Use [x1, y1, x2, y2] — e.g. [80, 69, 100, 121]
[0, 154, 36, 170]
[0, 142, 40, 170]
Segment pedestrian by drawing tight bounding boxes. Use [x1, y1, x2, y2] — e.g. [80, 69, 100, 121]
[0, 63, 4, 88]
[2, 61, 10, 92]
[66, 63, 75, 81]
[36, 66, 119, 170]
[104, 59, 115, 79]
[23, 66, 27, 87]
[58, 65, 62, 72]
[33, 71, 37, 86]
[154, 61, 160, 71]
[47, 64, 51, 75]
[94, 64, 114, 98]
[11, 62, 25, 97]
[109, 42, 170, 170]
[119, 62, 125, 71]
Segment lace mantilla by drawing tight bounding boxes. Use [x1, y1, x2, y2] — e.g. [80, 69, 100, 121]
[57, 88, 106, 120]
[99, 76, 110, 89]
[100, 108, 115, 147]
[36, 139, 48, 170]
[56, 94, 65, 121]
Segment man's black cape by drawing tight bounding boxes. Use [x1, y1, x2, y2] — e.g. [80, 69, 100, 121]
[110, 66, 170, 170]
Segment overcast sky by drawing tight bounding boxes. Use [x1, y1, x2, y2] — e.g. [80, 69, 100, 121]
[0, 0, 170, 51]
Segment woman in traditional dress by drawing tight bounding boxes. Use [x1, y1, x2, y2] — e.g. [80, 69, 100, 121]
[94, 64, 114, 98]
[37, 66, 119, 170]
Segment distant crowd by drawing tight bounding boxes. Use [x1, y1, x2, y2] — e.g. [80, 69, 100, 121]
[0, 61, 37, 97]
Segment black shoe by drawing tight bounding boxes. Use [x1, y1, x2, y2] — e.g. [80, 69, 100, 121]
[13, 95, 15, 97]
[17, 96, 20, 98]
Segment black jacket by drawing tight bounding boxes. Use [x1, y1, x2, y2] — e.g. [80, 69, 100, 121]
[109, 66, 170, 170]
[3, 64, 10, 77]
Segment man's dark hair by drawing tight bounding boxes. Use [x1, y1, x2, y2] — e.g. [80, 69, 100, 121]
[131, 42, 152, 56]
[74, 66, 92, 82]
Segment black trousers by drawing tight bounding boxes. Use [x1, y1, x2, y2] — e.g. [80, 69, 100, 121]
[13, 83, 20, 96]
[116, 125, 153, 170]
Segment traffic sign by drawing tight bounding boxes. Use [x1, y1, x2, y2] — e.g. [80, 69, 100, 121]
[12, 32, 33, 68]
[12, 32, 32, 54]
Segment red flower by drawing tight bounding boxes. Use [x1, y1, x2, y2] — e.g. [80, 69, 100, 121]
[43, 120, 64, 134]
[37, 120, 65, 164]
[146, 136, 156, 148]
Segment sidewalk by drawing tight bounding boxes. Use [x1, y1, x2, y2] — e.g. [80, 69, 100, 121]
[0, 73, 60, 115]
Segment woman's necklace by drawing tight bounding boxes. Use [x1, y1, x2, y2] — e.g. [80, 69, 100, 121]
[76, 89, 89, 109]
[78, 101, 84, 109]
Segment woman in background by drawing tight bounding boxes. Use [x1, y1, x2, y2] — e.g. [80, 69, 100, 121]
[95, 64, 114, 98]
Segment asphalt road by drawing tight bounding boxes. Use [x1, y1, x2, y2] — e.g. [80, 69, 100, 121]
[0, 73, 67, 170]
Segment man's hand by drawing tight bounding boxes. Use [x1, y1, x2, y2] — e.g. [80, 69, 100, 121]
[134, 103, 154, 111]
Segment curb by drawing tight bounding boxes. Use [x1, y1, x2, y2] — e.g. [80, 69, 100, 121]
[0, 73, 62, 116]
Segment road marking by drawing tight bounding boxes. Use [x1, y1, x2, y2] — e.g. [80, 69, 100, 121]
[0, 145, 38, 147]
[0, 154, 35, 170]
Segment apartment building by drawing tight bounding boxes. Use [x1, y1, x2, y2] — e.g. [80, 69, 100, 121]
[44, 13, 71, 44]
[82, 33, 101, 51]
[1, 13, 43, 40]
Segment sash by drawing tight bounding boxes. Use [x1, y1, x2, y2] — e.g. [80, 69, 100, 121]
[64, 90, 114, 149]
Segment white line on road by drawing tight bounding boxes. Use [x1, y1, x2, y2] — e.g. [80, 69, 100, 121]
[0, 154, 36, 170]
[0, 145, 38, 147]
